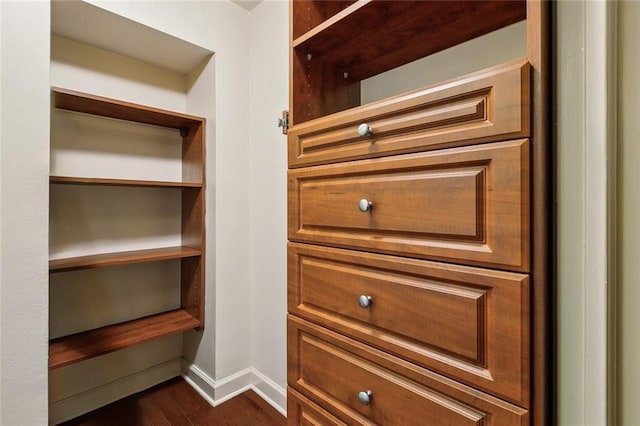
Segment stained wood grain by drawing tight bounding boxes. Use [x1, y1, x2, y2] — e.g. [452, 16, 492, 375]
[49, 246, 202, 273]
[290, 0, 526, 123]
[61, 378, 286, 426]
[49, 309, 200, 369]
[181, 188, 205, 325]
[50, 86, 207, 344]
[287, 1, 549, 423]
[526, 1, 551, 424]
[293, 1, 526, 81]
[289, 60, 530, 167]
[288, 139, 530, 272]
[52, 87, 204, 130]
[292, 0, 355, 40]
[288, 388, 347, 426]
[288, 242, 530, 407]
[50, 176, 202, 188]
[288, 316, 528, 425]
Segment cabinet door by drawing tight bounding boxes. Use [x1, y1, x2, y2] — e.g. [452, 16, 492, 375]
[288, 139, 530, 272]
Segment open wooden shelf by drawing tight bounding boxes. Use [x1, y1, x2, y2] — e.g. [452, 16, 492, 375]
[291, 1, 356, 39]
[52, 87, 205, 130]
[290, 0, 527, 124]
[50, 176, 203, 188]
[49, 246, 202, 273]
[293, 1, 526, 81]
[48, 309, 201, 369]
[49, 87, 206, 368]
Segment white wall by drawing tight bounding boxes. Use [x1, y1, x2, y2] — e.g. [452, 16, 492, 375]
[555, 2, 587, 423]
[617, 1, 640, 423]
[48, 0, 291, 419]
[0, 1, 51, 424]
[89, 2, 293, 412]
[47, 32, 209, 424]
[248, 0, 289, 404]
[556, 0, 615, 423]
[86, 0, 253, 384]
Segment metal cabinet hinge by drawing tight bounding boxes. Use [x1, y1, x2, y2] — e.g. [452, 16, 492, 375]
[277, 110, 289, 134]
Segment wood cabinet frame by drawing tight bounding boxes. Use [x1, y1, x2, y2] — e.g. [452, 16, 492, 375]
[287, 0, 549, 423]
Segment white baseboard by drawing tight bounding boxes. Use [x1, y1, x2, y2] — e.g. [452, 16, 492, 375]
[252, 369, 287, 416]
[49, 358, 181, 425]
[49, 359, 286, 424]
[181, 363, 287, 416]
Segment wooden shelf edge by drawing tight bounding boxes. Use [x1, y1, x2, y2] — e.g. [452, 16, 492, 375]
[49, 246, 202, 272]
[291, 1, 526, 82]
[52, 87, 205, 130]
[50, 176, 203, 188]
[292, 0, 371, 48]
[48, 309, 201, 369]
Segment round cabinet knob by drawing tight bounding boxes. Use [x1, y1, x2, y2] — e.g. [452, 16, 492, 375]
[358, 295, 373, 309]
[358, 198, 373, 212]
[357, 123, 373, 137]
[358, 390, 373, 406]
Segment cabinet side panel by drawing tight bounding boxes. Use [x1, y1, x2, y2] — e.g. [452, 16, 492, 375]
[291, 49, 360, 125]
[182, 121, 205, 184]
[182, 187, 205, 324]
[527, 1, 550, 424]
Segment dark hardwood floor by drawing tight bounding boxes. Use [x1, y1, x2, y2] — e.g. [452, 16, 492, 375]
[61, 377, 287, 426]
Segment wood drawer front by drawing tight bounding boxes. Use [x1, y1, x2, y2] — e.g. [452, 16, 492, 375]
[288, 60, 529, 168]
[288, 316, 528, 425]
[288, 139, 530, 272]
[288, 388, 347, 426]
[288, 243, 529, 407]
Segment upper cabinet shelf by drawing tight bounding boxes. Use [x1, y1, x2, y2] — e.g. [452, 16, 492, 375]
[290, 0, 526, 124]
[293, 1, 526, 81]
[52, 87, 205, 131]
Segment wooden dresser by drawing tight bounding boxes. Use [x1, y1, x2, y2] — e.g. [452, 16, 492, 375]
[286, 1, 549, 425]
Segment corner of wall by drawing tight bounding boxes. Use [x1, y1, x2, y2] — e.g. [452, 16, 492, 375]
[181, 361, 286, 415]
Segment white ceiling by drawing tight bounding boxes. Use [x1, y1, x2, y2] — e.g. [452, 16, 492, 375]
[231, 0, 263, 11]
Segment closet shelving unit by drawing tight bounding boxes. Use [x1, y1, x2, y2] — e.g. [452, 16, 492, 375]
[48, 87, 206, 370]
[287, 0, 549, 424]
[290, 0, 527, 124]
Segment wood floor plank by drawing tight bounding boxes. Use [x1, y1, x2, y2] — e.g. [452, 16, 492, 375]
[165, 378, 211, 416]
[148, 381, 193, 426]
[136, 388, 173, 426]
[60, 378, 285, 426]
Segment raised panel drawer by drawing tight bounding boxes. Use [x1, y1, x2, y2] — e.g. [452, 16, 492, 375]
[288, 388, 347, 426]
[288, 316, 528, 425]
[288, 60, 529, 168]
[288, 139, 530, 272]
[288, 243, 529, 407]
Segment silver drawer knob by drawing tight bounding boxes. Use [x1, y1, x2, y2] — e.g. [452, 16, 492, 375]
[358, 198, 373, 212]
[358, 295, 373, 308]
[358, 390, 373, 405]
[357, 123, 373, 137]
